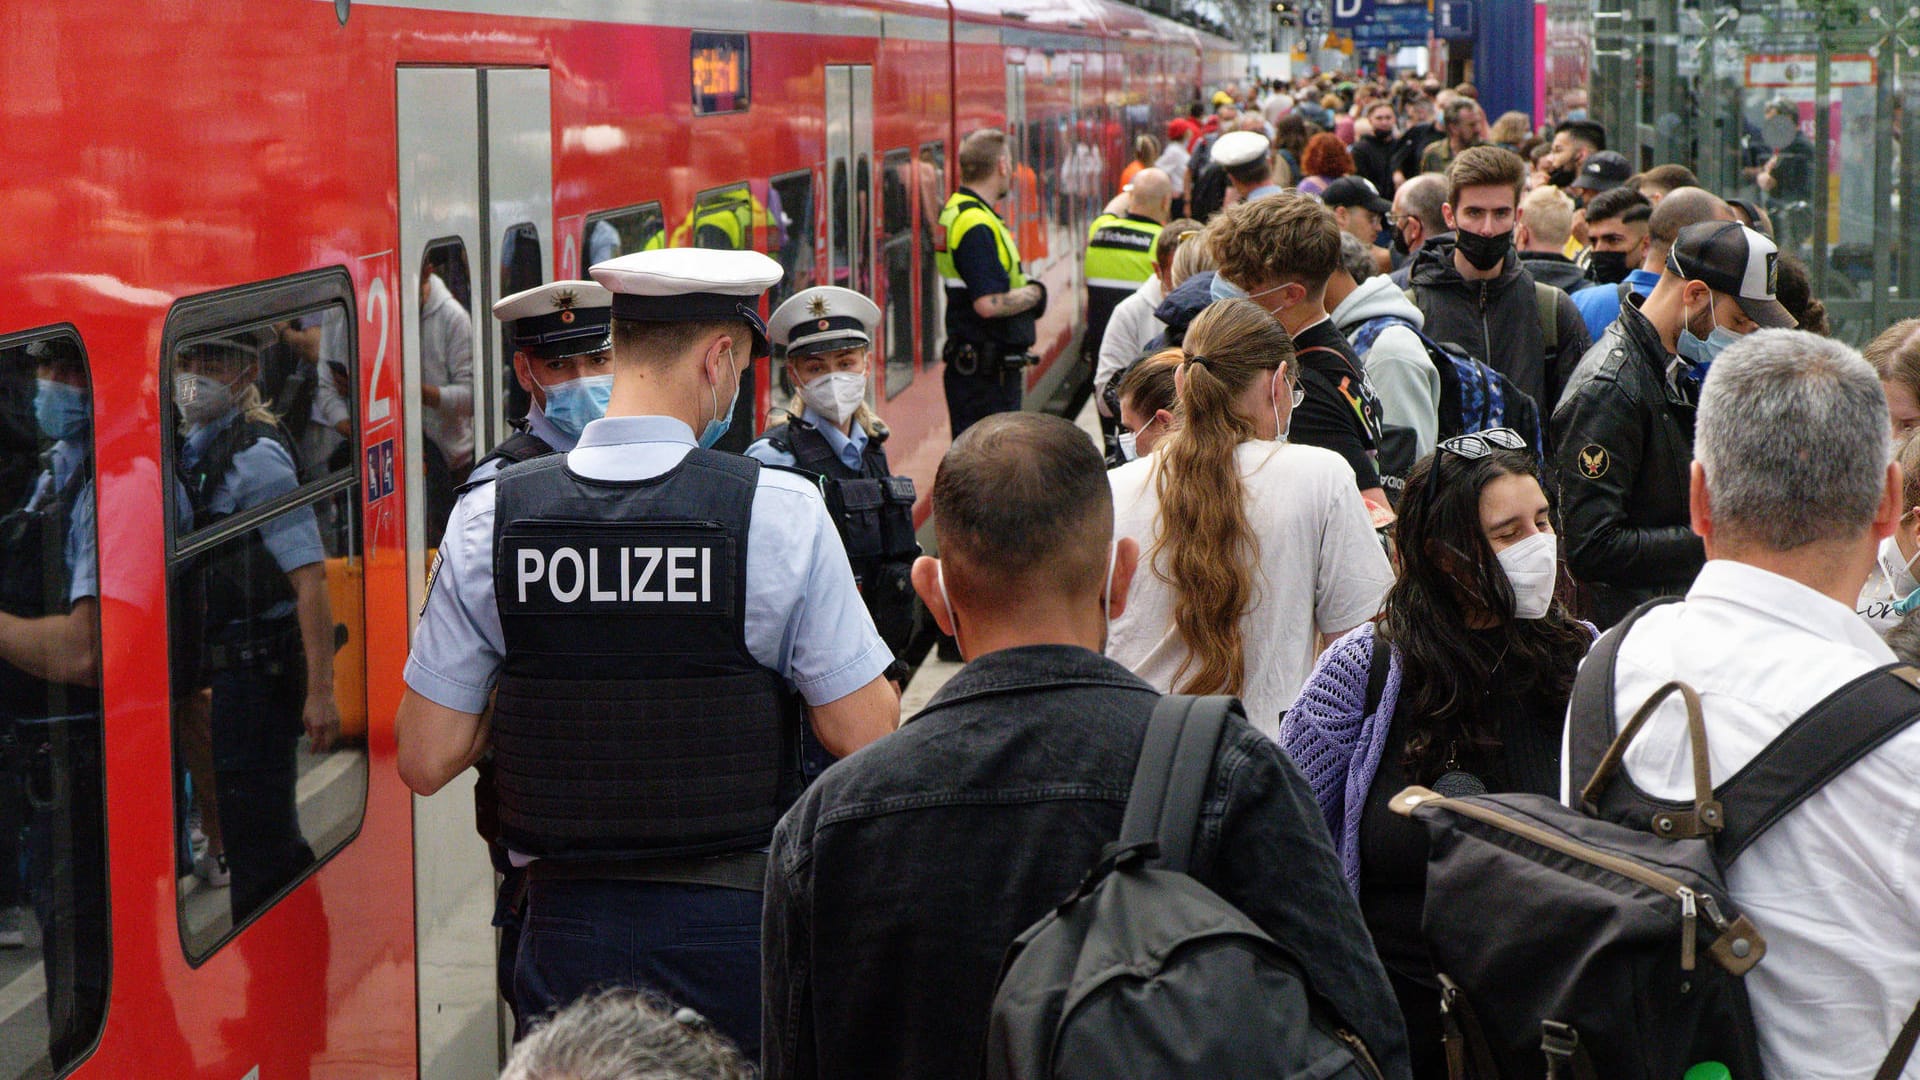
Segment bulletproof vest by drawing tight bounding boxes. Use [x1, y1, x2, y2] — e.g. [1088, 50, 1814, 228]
[0, 458, 94, 721]
[768, 418, 920, 656]
[179, 418, 300, 631]
[488, 449, 801, 861]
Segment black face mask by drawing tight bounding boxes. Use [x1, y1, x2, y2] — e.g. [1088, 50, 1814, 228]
[1546, 165, 1577, 189]
[1587, 249, 1630, 285]
[1454, 228, 1513, 272]
[1391, 223, 1412, 256]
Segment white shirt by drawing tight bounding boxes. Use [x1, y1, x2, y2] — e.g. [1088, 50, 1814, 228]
[1561, 560, 1920, 1079]
[420, 273, 475, 469]
[1106, 440, 1392, 739]
[1094, 277, 1168, 414]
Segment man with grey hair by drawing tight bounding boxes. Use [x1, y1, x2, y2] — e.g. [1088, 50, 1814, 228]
[1387, 174, 1447, 288]
[1563, 328, 1920, 1080]
[500, 990, 751, 1080]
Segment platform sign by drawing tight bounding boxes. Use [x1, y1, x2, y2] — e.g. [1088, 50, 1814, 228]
[1346, 0, 1431, 48]
[1744, 54, 1876, 89]
[1436, 0, 1475, 41]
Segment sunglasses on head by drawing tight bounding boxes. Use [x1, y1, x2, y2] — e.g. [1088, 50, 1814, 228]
[1437, 427, 1529, 462]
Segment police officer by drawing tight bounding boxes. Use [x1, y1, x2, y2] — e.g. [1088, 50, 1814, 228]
[937, 128, 1049, 439]
[457, 279, 615, 1029]
[395, 248, 900, 1056]
[0, 340, 108, 1068]
[474, 280, 615, 483]
[173, 330, 340, 919]
[749, 286, 918, 683]
[1083, 169, 1170, 439]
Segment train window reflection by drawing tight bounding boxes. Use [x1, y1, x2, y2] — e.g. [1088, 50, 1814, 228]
[880, 148, 915, 399]
[768, 170, 817, 418]
[584, 203, 666, 264]
[419, 240, 475, 551]
[0, 329, 109, 1076]
[164, 288, 369, 963]
[918, 143, 946, 373]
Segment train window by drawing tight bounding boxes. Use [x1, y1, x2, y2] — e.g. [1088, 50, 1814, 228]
[499, 223, 544, 424]
[767, 170, 817, 417]
[161, 272, 369, 963]
[419, 240, 475, 550]
[0, 328, 110, 1074]
[855, 153, 872, 295]
[830, 159, 850, 285]
[879, 148, 915, 399]
[917, 143, 947, 371]
[584, 203, 665, 263]
[683, 183, 755, 252]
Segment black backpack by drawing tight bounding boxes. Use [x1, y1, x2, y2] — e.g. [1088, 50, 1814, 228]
[983, 695, 1388, 1079]
[1395, 599, 1920, 1079]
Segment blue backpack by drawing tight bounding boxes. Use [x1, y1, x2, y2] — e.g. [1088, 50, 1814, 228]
[1349, 315, 1544, 456]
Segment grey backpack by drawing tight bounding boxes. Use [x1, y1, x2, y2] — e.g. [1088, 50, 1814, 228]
[982, 695, 1388, 1079]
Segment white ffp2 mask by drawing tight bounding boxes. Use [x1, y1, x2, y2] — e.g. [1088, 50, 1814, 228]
[1495, 532, 1558, 620]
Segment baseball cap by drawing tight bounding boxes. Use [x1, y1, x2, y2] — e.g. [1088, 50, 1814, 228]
[1211, 91, 1234, 107]
[1570, 150, 1632, 193]
[1320, 176, 1392, 217]
[1667, 221, 1795, 329]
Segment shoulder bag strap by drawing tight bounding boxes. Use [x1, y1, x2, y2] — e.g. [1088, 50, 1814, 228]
[1715, 664, 1920, 864]
[1365, 630, 1390, 718]
[1118, 694, 1234, 874]
[1564, 596, 1682, 803]
[1876, 997, 1920, 1080]
[1534, 281, 1559, 345]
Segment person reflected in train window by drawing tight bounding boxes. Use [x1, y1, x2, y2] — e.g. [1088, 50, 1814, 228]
[0, 339, 109, 1068]
[174, 331, 340, 919]
[420, 262, 476, 543]
[750, 286, 918, 694]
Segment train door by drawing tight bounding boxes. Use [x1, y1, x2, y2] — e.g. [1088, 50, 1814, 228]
[396, 66, 553, 1078]
[1004, 61, 1029, 265]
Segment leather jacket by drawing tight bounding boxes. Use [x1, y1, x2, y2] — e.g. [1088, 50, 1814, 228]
[1549, 295, 1706, 627]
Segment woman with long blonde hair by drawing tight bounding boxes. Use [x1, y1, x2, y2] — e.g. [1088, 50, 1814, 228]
[1105, 298, 1393, 738]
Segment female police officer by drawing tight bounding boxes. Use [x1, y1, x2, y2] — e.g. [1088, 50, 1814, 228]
[749, 286, 918, 682]
[395, 248, 899, 1056]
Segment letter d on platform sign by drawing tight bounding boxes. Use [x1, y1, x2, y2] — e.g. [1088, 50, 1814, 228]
[1331, 0, 1371, 30]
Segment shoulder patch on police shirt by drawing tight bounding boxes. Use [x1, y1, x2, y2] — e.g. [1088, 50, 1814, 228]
[501, 524, 734, 616]
[1576, 444, 1610, 479]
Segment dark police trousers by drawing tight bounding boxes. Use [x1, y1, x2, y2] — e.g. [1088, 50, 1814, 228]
[489, 449, 804, 1055]
[943, 357, 1023, 438]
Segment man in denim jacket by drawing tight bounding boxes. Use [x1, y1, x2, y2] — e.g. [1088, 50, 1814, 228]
[761, 412, 1409, 1079]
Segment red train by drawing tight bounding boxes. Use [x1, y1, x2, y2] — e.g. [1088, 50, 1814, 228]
[0, 0, 1233, 1074]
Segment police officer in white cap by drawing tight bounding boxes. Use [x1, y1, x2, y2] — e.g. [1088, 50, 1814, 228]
[470, 280, 615, 484]
[1213, 130, 1284, 204]
[395, 248, 900, 1056]
[750, 287, 919, 686]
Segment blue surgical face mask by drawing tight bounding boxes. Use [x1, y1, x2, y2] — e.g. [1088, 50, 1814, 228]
[1209, 274, 1290, 306]
[1675, 294, 1742, 382]
[541, 373, 612, 439]
[34, 379, 90, 441]
[699, 348, 740, 449]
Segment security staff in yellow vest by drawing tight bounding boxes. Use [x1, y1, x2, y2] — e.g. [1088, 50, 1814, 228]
[395, 248, 899, 1056]
[936, 128, 1049, 438]
[1083, 168, 1170, 438]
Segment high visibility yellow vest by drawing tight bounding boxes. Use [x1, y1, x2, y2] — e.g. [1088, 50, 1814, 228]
[670, 189, 767, 250]
[935, 191, 1026, 294]
[1084, 213, 1162, 291]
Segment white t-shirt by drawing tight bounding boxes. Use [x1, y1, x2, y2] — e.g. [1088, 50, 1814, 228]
[1106, 439, 1393, 739]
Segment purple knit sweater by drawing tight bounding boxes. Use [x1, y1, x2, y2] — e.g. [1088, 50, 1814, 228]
[1278, 623, 1398, 896]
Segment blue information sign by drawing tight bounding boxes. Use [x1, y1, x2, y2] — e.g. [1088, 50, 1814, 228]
[1436, 0, 1475, 40]
[1344, 0, 1431, 47]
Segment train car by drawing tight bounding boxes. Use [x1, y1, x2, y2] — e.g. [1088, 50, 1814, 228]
[0, 0, 1227, 1075]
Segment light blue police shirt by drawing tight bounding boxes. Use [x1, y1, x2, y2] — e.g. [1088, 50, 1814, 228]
[743, 405, 868, 473]
[463, 401, 575, 486]
[180, 413, 326, 577]
[403, 414, 892, 715]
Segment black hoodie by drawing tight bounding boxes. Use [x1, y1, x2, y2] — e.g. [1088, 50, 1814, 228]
[1406, 239, 1590, 417]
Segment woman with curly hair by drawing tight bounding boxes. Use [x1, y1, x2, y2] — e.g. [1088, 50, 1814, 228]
[1281, 432, 1594, 1077]
[1297, 131, 1356, 197]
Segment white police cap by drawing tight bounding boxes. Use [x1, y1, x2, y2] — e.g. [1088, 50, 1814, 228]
[1212, 130, 1271, 169]
[768, 286, 881, 359]
[589, 248, 785, 356]
[492, 280, 613, 358]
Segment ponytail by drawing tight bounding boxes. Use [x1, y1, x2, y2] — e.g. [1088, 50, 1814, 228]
[1149, 298, 1293, 695]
